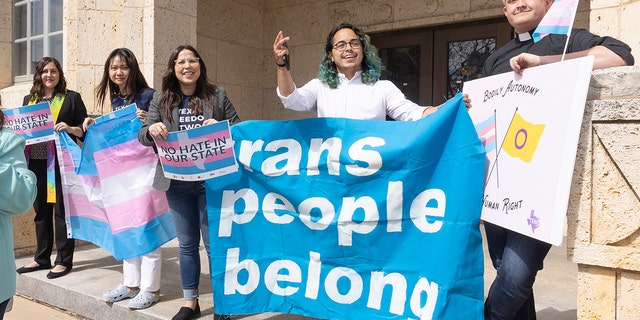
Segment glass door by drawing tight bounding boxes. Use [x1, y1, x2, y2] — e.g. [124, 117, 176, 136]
[372, 19, 512, 106]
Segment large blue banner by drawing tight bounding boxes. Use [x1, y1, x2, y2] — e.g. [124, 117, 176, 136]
[206, 94, 486, 319]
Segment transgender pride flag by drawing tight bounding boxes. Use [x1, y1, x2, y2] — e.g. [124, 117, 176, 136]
[474, 113, 497, 153]
[56, 110, 175, 260]
[532, 0, 579, 43]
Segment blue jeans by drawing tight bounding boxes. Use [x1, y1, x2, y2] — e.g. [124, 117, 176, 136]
[166, 180, 210, 299]
[484, 222, 551, 320]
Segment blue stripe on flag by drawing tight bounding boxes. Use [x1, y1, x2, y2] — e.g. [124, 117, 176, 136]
[68, 213, 175, 260]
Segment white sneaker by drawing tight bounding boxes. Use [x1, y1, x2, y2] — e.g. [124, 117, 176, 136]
[102, 284, 139, 303]
[128, 290, 160, 309]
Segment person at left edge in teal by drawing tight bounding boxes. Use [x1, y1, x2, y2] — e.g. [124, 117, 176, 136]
[1, 96, 38, 319]
[16, 57, 88, 279]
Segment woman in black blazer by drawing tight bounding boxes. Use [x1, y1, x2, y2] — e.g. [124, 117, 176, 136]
[16, 57, 87, 279]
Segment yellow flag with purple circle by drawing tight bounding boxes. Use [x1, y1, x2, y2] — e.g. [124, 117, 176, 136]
[502, 112, 545, 162]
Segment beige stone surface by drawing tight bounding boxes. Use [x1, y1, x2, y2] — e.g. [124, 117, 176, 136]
[571, 67, 640, 318]
[618, 271, 640, 319]
[591, 122, 640, 245]
[577, 265, 616, 320]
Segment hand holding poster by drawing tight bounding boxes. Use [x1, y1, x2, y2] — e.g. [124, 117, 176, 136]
[463, 56, 594, 245]
[2, 102, 54, 145]
[154, 120, 238, 181]
[206, 94, 486, 319]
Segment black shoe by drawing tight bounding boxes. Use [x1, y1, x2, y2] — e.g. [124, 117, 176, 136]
[172, 301, 201, 320]
[46, 266, 71, 279]
[214, 314, 233, 320]
[17, 263, 51, 274]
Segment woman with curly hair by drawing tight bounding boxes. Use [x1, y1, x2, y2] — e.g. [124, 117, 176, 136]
[273, 23, 466, 120]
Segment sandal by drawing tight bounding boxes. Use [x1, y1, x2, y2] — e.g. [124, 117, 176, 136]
[128, 290, 160, 309]
[102, 284, 140, 303]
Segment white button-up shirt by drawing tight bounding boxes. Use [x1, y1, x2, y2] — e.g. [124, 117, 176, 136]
[278, 71, 426, 121]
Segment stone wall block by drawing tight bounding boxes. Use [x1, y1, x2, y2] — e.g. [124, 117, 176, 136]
[216, 40, 262, 87]
[591, 122, 640, 245]
[618, 271, 640, 319]
[588, 66, 640, 100]
[198, 0, 263, 48]
[330, 0, 395, 26]
[576, 265, 616, 320]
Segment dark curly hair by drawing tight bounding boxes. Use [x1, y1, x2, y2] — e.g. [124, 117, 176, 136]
[319, 23, 382, 89]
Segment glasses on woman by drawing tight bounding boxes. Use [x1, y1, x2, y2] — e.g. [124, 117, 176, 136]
[332, 39, 362, 52]
[174, 57, 200, 67]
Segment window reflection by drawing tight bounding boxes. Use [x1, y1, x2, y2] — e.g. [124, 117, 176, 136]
[447, 39, 496, 99]
[379, 46, 420, 104]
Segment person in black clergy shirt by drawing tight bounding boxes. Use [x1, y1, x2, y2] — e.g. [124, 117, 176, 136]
[481, 1, 633, 320]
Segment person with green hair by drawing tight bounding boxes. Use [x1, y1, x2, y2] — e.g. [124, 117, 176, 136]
[273, 23, 468, 120]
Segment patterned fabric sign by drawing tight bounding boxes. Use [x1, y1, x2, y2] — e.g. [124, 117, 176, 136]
[56, 110, 175, 260]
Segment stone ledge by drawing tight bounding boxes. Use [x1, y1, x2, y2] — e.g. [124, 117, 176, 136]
[573, 243, 640, 271]
[588, 66, 640, 100]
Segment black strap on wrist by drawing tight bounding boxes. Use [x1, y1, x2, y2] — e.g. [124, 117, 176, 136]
[275, 61, 287, 67]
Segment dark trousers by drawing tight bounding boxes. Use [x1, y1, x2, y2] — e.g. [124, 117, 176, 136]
[483, 222, 551, 320]
[0, 298, 8, 319]
[28, 158, 74, 269]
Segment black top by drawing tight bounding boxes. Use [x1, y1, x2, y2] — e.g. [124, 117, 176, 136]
[482, 28, 635, 76]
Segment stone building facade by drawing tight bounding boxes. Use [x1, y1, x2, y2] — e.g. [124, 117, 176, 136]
[1, 0, 639, 317]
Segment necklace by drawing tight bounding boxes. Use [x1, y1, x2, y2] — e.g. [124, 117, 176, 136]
[117, 92, 133, 106]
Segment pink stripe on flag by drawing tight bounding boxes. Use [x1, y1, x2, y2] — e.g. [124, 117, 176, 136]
[538, 17, 573, 27]
[160, 148, 234, 167]
[477, 123, 495, 137]
[65, 193, 109, 222]
[93, 139, 158, 179]
[482, 135, 496, 146]
[105, 190, 170, 233]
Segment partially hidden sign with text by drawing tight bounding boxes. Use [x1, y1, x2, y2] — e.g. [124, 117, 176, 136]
[205, 94, 486, 319]
[2, 102, 54, 145]
[463, 56, 594, 245]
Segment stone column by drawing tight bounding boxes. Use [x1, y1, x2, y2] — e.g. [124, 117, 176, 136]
[568, 66, 640, 319]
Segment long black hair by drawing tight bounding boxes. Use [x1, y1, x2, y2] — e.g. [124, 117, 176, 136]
[95, 48, 150, 111]
[159, 45, 217, 122]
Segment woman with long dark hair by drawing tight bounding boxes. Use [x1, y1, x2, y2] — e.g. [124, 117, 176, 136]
[138, 45, 240, 320]
[16, 57, 87, 279]
[85, 48, 162, 310]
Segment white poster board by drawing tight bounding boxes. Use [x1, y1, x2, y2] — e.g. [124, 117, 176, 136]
[463, 56, 594, 245]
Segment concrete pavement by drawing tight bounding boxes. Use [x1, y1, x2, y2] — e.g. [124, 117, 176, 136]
[9, 229, 577, 320]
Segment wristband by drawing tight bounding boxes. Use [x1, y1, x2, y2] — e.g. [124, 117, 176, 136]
[276, 60, 287, 67]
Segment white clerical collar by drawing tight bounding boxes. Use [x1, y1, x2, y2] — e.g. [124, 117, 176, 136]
[517, 32, 532, 42]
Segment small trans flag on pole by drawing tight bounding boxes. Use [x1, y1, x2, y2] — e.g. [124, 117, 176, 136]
[532, 0, 579, 43]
